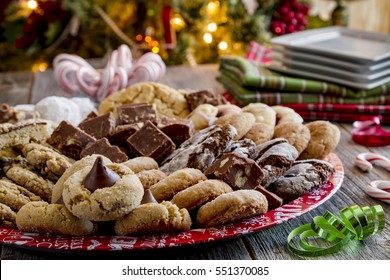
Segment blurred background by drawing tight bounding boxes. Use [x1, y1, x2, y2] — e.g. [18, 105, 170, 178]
[0, 0, 389, 72]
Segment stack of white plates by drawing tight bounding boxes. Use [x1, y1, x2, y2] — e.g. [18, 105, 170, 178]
[267, 26, 390, 90]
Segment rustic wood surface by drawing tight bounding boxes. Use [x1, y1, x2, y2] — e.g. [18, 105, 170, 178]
[0, 65, 389, 260]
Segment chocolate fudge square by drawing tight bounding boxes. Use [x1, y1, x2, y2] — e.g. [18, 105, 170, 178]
[126, 121, 176, 163]
[117, 103, 157, 125]
[159, 118, 194, 146]
[205, 152, 264, 190]
[80, 138, 128, 163]
[108, 124, 138, 146]
[79, 112, 116, 139]
[47, 121, 96, 160]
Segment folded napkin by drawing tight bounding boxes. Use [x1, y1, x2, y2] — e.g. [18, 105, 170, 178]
[219, 55, 390, 100]
[217, 70, 390, 106]
[218, 53, 390, 123]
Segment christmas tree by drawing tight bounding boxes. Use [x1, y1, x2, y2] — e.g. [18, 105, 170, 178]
[0, 0, 323, 71]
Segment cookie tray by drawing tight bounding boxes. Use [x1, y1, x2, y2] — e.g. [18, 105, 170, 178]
[0, 153, 344, 252]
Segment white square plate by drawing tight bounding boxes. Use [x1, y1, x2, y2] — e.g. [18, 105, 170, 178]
[271, 27, 390, 64]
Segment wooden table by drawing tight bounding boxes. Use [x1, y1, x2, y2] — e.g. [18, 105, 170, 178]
[0, 65, 389, 260]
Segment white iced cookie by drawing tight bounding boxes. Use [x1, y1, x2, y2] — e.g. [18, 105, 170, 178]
[242, 103, 276, 127]
[187, 104, 218, 130]
[35, 96, 82, 126]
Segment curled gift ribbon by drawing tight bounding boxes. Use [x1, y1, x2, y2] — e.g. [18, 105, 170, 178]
[355, 152, 390, 204]
[288, 205, 385, 257]
[53, 44, 166, 102]
[352, 116, 390, 147]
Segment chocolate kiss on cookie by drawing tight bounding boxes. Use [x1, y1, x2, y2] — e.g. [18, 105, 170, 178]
[141, 189, 158, 204]
[82, 156, 120, 192]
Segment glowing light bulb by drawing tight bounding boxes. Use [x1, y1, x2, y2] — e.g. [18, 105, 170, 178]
[135, 34, 143, 41]
[203, 33, 213, 44]
[207, 22, 217, 32]
[218, 41, 228, 51]
[27, 0, 37, 9]
[173, 17, 183, 25]
[32, 62, 48, 73]
[207, 1, 219, 14]
[152, 47, 159, 53]
[145, 36, 152, 43]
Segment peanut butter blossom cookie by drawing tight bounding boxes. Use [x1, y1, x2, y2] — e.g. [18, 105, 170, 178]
[62, 156, 144, 221]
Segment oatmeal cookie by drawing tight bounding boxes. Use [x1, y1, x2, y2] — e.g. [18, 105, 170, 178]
[0, 202, 17, 228]
[16, 201, 97, 235]
[22, 143, 73, 180]
[150, 168, 207, 202]
[5, 165, 54, 201]
[171, 179, 233, 211]
[196, 190, 268, 227]
[299, 121, 340, 160]
[62, 157, 144, 221]
[0, 120, 53, 149]
[273, 122, 310, 155]
[115, 201, 191, 236]
[98, 82, 190, 118]
[0, 179, 41, 210]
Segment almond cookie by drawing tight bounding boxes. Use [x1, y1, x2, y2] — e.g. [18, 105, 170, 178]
[21, 143, 73, 181]
[273, 122, 310, 155]
[16, 201, 97, 236]
[51, 154, 113, 204]
[0, 202, 17, 228]
[160, 125, 237, 174]
[272, 106, 303, 124]
[150, 168, 207, 202]
[196, 190, 268, 227]
[62, 157, 144, 221]
[242, 103, 276, 127]
[98, 82, 190, 118]
[115, 201, 191, 235]
[187, 104, 218, 130]
[171, 179, 233, 211]
[136, 169, 167, 188]
[0, 179, 42, 210]
[123, 156, 159, 173]
[5, 165, 54, 201]
[214, 112, 255, 140]
[245, 123, 274, 145]
[0, 120, 53, 150]
[268, 159, 334, 202]
[299, 121, 340, 160]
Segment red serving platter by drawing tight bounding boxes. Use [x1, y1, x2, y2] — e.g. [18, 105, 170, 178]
[0, 153, 344, 251]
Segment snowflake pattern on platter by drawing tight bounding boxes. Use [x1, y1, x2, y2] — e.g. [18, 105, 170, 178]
[0, 153, 344, 251]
